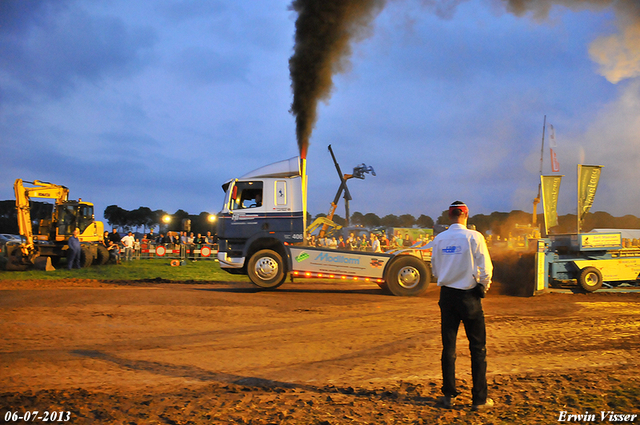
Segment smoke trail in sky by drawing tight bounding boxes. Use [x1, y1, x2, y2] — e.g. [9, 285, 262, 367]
[502, 0, 640, 83]
[288, 0, 640, 160]
[288, 0, 386, 159]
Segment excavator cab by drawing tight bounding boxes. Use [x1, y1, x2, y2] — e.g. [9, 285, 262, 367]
[54, 202, 98, 240]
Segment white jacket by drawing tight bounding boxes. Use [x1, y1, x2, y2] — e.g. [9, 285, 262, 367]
[430, 223, 492, 290]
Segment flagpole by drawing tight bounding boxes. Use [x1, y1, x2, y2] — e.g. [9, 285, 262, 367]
[539, 115, 546, 176]
[533, 115, 546, 227]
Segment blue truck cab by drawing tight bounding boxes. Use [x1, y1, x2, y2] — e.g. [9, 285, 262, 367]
[217, 157, 305, 284]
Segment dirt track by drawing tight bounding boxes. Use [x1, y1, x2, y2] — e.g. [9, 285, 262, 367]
[1, 279, 639, 424]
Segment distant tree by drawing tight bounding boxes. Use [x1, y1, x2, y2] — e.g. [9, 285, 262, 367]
[398, 214, 416, 228]
[129, 207, 154, 232]
[174, 209, 190, 220]
[351, 211, 364, 225]
[381, 214, 399, 227]
[362, 213, 381, 228]
[416, 214, 434, 228]
[619, 214, 640, 229]
[435, 210, 449, 226]
[104, 205, 127, 230]
[332, 214, 346, 226]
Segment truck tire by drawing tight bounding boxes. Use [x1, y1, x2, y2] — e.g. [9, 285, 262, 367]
[80, 246, 94, 268]
[385, 255, 430, 296]
[96, 244, 110, 265]
[248, 249, 286, 289]
[578, 266, 603, 292]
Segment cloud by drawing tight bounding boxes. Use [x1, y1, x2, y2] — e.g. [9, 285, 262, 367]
[589, 21, 640, 83]
[567, 80, 640, 214]
[0, 1, 157, 103]
[170, 47, 249, 84]
[501, 0, 640, 83]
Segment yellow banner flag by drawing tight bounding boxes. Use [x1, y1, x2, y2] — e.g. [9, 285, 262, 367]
[577, 165, 603, 232]
[541, 175, 563, 234]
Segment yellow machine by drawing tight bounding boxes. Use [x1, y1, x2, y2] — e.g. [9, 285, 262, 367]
[7, 179, 106, 269]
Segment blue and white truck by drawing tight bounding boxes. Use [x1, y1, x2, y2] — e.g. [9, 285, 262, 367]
[216, 156, 432, 296]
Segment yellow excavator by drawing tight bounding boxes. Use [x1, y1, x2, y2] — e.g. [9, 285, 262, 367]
[5, 179, 107, 270]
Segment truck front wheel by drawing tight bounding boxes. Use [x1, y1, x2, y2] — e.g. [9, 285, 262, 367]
[248, 249, 286, 289]
[578, 266, 603, 292]
[385, 256, 430, 296]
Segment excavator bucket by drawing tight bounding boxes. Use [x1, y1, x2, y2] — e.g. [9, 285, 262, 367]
[34, 256, 55, 271]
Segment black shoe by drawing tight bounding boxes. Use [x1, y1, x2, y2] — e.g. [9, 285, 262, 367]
[438, 396, 455, 408]
[471, 398, 494, 411]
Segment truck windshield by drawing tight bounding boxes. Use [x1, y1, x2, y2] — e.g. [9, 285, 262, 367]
[229, 181, 263, 210]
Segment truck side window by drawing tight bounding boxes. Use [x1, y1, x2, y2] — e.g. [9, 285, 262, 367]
[230, 181, 264, 210]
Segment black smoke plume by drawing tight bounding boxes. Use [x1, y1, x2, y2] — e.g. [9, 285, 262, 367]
[288, 0, 385, 159]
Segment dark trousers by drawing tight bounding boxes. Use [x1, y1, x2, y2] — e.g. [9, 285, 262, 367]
[67, 248, 81, 270]
[438, 285, 487, 405]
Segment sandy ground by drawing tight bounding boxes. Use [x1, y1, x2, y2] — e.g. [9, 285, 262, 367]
[0, 278, 639, 424]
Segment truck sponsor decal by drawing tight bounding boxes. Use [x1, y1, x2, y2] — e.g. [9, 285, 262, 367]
[370, 259, 384, 268]
[295, 252, 310, 263]
[314, 252, 360, 264]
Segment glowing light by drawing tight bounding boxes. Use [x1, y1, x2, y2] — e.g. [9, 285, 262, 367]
[207, 214, 217, 223]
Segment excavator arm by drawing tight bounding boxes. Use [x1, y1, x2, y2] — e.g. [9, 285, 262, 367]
[13, 179, 70, 262]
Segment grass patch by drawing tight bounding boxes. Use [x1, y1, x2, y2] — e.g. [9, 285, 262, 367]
[0, 258, 249, 282]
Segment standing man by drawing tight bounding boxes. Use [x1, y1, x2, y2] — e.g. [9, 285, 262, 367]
[121, 231, 135, 261]
[67, 229, 82, 270]
[430, 201, 493, 411]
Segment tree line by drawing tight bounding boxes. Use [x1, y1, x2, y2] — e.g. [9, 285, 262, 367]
[1, 199, 639, 239]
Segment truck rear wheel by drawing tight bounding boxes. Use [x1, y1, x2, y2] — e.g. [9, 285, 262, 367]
[248, 249, 286, 289]
[385, 255, 430, 296]
[578, 266, 603, 292]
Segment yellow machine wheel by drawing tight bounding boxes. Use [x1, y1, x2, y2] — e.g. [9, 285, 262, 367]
[578, 266, 603, 292]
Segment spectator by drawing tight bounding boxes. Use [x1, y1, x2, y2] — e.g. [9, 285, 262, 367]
[67, 229, 82, 270]
[380, 232, 389, 251]
[431, 201, 493, 411]
[109, 228, 121, 245]
[394, 232, 403, 249]
[337, 235, 346, 249]
[371, 233, 382, 253]
[121, 231, 135, 261]
[103, 231, 120, 264]
[360, 234, 370, 251]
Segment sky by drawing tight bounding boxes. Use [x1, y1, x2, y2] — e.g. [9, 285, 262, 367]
[1, 0, 639, 227]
